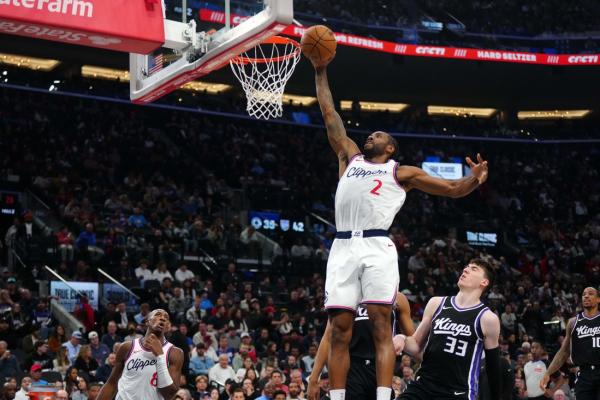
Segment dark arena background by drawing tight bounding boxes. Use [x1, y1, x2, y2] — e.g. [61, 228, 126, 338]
[0, 0, 599, 399]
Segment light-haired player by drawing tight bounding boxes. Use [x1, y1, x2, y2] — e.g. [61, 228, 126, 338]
[311, 57, 489, 400]
[96, 309, 184, 400]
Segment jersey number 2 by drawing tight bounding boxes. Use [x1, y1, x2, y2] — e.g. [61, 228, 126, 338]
[370, 179, 383, 196]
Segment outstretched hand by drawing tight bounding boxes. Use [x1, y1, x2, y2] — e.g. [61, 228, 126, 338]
[465, 153, 489, 185]
[393, 334, 406, 355]
[309, 53, 336, 69]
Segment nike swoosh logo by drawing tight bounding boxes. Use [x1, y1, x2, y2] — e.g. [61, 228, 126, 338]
[454, 392, 466, 395]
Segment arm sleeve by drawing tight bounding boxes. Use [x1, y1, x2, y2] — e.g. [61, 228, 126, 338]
[485, 347, 501, 400]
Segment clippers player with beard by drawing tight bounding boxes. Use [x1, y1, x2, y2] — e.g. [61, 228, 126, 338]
[307, 292, 415, 400]
[97, 309, 184, 400]
[540, 287, 600, 399]
[393, 259, 501, 400]
[311, 58, 489, 400]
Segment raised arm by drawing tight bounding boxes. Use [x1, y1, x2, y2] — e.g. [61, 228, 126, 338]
[394, 297, 443, 356]
[96, 341, 131, 400]
[314, 66, 360, 177]
[396, 154, 488, 198]
[307, 320, 332, 400]
[540, 317, 575, 391]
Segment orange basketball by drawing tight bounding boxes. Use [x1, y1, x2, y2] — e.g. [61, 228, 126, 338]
[300, 25, 337, 65]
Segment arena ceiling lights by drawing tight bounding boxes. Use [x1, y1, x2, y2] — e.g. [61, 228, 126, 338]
[340, 101, 408, 113]
[282, 94, 317, 106]
[517, 110, 591, 119]
[427, 106, 497, 118]
[81, 66, 232, 94]
[0, 53, 60, 71]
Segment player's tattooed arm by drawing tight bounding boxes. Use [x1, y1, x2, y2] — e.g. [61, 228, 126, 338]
[95, 341, 132, 400]
[540, 317, 575, 391]
[314, 66, 360, 176]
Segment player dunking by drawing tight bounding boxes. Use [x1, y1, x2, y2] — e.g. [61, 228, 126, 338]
[311, 60, 489, 400]
[307, 292, 415, 400]
[540, 287, 600, 399]
[393, 259, 501, 400]
[97, 309, 184, 400]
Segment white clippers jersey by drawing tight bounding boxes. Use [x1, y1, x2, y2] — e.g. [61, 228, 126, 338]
[116, 338, 174, 400]
[335, 154, 406, 231]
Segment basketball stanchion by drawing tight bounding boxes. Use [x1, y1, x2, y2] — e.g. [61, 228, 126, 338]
[230, 36, 301, 120]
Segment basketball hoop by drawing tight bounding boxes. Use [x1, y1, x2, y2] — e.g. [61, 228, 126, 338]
[230, 36, 301, 120]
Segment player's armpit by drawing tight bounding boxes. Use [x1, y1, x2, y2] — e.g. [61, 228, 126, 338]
[96, 340, 132, 400]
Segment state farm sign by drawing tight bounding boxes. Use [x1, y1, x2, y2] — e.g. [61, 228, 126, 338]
[0, 0, 165, 54]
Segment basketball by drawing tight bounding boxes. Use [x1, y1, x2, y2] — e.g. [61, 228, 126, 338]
[300, 25, 337, 65]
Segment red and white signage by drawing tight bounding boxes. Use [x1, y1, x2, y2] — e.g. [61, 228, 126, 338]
[200, 8, 600, 66]
[0, 0, 165, 54]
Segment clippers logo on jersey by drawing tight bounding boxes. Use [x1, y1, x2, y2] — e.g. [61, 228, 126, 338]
[432, 317, 473, 337]
[575, 325, 600, 338]
[126, 357, 157, 372]
[346, 167, 388, 179]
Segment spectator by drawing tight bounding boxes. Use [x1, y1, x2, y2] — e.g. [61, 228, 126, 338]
[76, 223, 103, 261]
[190, 343, 215, 376]
[175, 263, 195, 283]
[256, 382, 275, 400]
[14, 377, 31, 400]
[501, 304, 517, 334]
[74, 296, 95, 333]
[48, 325, 67, 354]
[101, 322, 121, 349]
[0, 341, 20, 383]
[56, 226, 75, 263]
[88, 331, 110, 366]
[1, 382, 16, 400]
[272, 390, 286, 400]
[152, 262, 173, 282]
[192, 375, 210, 400]
[73, 345, 99, 377]
[270, 370, 288, 394]
[55, 389, 69, 400]
[128, 207, 148, 229]
[25, 340, 53, 371]
[62, 331, 83, 364]
[208, 354, 236, 388]
[29, 364, 48, 386]
[216, 336, 235, 364]
[114, 302, 131, 333]
[134, 260, 153, 283]
[52, 345, 71, 378]
[95, 353, 115, 383]
[87, 382, 102, 400]
[230, 387, 245, 400]
[134, 303, 151, 325]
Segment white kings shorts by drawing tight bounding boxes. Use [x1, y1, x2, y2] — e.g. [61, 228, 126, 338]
[324, 234, 399, 311]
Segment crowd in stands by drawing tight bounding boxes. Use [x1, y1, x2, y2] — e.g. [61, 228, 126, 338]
[0, 83, 598, 400]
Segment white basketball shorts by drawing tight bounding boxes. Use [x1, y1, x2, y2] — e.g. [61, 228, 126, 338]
[324, 234, 399, 311]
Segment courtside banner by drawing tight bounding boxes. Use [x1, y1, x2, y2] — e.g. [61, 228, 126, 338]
[0, 0, 165, 53]
[199, 9, 600, 66]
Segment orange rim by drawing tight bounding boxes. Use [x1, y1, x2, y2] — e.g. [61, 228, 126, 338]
[231, 36, 301, 65]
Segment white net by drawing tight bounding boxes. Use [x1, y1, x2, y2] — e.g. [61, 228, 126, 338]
[230, 37, 301, 120]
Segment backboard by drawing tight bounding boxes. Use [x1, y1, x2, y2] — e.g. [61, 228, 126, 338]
[129, 0, 293, 104]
